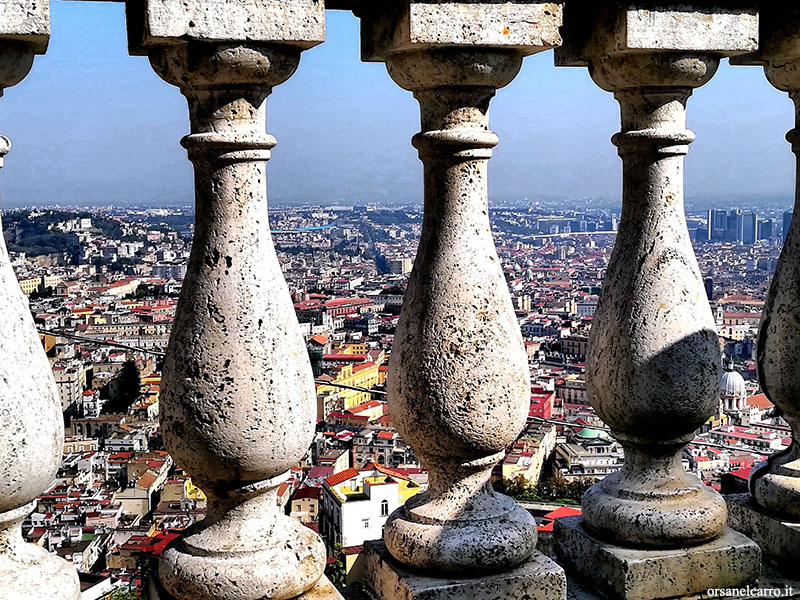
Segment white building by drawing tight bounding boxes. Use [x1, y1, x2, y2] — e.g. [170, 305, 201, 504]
[320, 463, 423, 550]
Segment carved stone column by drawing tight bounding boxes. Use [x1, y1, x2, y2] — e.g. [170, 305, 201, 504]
[726, 5, 800, 574]
[552, 5, 761, 599]
[356, 3, 566, 599]
[0, 5, 80, 598]
[126, 3, 340, 600]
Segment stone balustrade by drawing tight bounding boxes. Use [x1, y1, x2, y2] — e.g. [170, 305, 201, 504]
[1, 1, 799, 600]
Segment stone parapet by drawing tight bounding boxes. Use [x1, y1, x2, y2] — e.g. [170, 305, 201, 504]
[554, 517, 761, 600]
[726, 493, 800, 575]
[364, 540, 566, 600]
[126, 0, 324, 54]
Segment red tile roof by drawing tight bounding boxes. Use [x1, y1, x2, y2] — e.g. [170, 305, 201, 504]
[325, 468, 359, 487]
[542, 506, 582, 520]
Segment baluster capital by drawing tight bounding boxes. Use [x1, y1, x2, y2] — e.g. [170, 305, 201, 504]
[357, 1, 562, 63]
[126, 0, 324, 56]
[556, 2, 757, 68]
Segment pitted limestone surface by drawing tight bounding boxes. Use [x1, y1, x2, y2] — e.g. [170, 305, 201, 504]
[555, 4, 757, 67]
[136, 37, 326, 600]
[751, 56, 800, 522]
[365, 540, 566, 600]
[131, 0, 324, 52]
[555, 517, 760, 600]
[0, 0, 49, 52]
[382, 47, 538, 574]
[0, 502, 81, 600]
[727, 494, 800, 575]
[358, 1, 562, 62]
[582, 54, 726, 548]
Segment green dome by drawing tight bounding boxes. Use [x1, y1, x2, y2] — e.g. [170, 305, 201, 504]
[576, 427, 602, 439]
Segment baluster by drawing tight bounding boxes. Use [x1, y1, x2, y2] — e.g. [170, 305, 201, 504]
[0, 10, 81, 597]
[356, 3, 567, 599]
[126, 2, 340, 599]
[726, 5, 800, 574]
[552, 5, 761, 599]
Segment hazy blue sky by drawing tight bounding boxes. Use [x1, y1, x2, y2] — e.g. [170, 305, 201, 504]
[0, 2, 794, 208]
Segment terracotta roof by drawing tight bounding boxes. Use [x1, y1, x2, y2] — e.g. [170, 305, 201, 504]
[746, 393, 773, 410]
[292, 487, 322, 501]
[309, 333, 329, 345]
[136, 471, 158, 490]
[542, 506, 582, 520]
[325, 468, 359, 487]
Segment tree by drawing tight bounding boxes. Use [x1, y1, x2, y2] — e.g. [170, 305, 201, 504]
[118, 360, 141, 408]
[493, 473, 597, 505]
[325, 543, 347, 591]
[102, 360, 141, 414]
[106, 590, 140, 600]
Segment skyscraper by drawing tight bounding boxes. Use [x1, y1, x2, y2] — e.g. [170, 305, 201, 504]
[758, 218, 773, 240]
[708, 209, 727, 241]
[784, 210, 793, 243]
[725, 210, 743, 242]
[742, 212, 757, 244]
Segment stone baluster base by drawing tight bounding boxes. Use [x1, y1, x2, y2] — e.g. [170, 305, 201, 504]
[0, 501, 81, 600]
[554, 518, 759, 600]
[364, 540, 565, 600]
[148, 571, 343, 600]
[726, 494, 800, 575]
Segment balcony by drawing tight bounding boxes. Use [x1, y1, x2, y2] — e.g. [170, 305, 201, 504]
[0, 2, 798, 600]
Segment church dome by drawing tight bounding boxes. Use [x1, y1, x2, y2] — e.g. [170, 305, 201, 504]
[576, 427, 609, 440]
[720, 369, 746, 400]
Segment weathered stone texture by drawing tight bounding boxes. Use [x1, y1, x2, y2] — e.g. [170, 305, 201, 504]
[380, 46, 539, 575]
[724, 10, 800, 569]
[132, 0, 324, 49]
[0, 0, 49, 52]
[556, 4, 757, 66]
[364, 540, 566, 600]
[581, 51, 727, 548]
[130, 7, 329, 594]
[150, 571, 343, 600]
[726, 494, 800, 574]
[357, 5, 565, 592]
[552, 5, 761, 598]
[554, 517, 760, 600]
[360, 1, 562, 62]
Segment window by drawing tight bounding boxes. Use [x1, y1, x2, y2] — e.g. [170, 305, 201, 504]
[364, 520, 370, 528]
[381, 499, 389, 517]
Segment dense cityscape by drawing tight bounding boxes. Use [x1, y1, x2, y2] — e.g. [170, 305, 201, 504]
[8, 201, 792, 598]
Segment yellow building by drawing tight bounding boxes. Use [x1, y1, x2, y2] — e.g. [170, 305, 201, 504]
[340, 342, 368, 355]
[317, 361, 383, 411]
[18, 277, 40, 295]
[17, 274, 63, 295]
